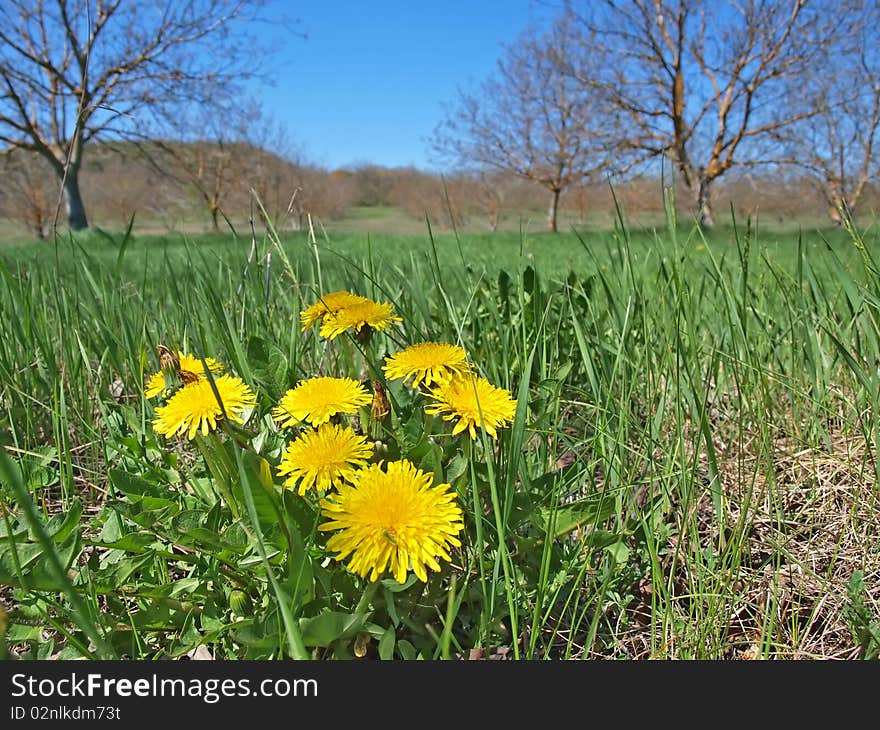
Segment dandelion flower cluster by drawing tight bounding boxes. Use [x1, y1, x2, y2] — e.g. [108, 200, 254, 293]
[140, 286, 528, 592]
[272, 376, 371, 428]
[383, 341, 471, 389]
[152, 374, 257, 440]
[319, 460, 464, 583]
[425, 373, 517, 440]
[277, 423, 373, 495]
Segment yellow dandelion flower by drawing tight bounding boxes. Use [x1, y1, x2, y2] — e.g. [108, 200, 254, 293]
[272, 376, 372, 428]
[318, 298, 402, 340]
[319, 459, 464, 583]
[152, 374, 257, 440]
[178, 352, 223, 375]
[144, 352, 224, 399]
[425, 374, 517, 440]
[300, 291, 369, 331]
[383, 341, 472, 389]
[277, 423, 373, 495]
[145, 371, 168, 399]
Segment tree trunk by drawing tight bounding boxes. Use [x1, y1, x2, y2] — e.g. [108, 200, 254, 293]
[487, 203, 499, 232]
[62, 168, 89, 230]
[210, 205, 220, 232]
[696, 177, 714, 227]
[547, 188, 561, 233]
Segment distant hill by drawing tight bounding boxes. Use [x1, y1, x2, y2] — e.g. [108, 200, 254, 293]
[2, 140, 876, 239]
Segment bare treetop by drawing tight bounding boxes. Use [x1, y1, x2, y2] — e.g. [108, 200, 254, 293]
[777, 0, 880, 219]
[431, 16, 624, 232]
[563, 0, 848, 225]
[0, 0, 290, 230]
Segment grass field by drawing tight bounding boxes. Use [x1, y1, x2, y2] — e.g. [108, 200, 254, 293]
[1, 204, 878, 660]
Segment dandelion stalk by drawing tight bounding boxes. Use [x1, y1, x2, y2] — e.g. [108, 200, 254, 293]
[355, 580, 380, 615]
[464, 437, 490, 646]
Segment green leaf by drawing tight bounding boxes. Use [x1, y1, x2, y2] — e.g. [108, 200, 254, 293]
[0, 519, 28, 540]
[298, 611, 367, 648]
[239, 550, 280, 567]
[85, 534, 156, 554]
[415, 441, 443, 481]
[45, 499, 83, 543]
[90, 552, 156, 592]
[0, 529, 82, 590]
[382, 587, 400, 627]
[170, 577, 203, 597]
[221, 521, 249, 551]
[282, 489, 318, 538]
[534, 494, 617, 539]
[170, 510, 205, 534]
[604, 540, 630, 565]
[266, 343, 288, 394]
[247, 335, 289, 397]
[20, 447, 59, 490]
[0, 456, 24, 500]
[234, 619, 282, 650]
[381, 574, 418, 593]
[0, 540, 44, 575]
[396, 639, 417, 660]
[59, 529, 82, 572]
[378, 626, 396, 660]
[285, 550, 314, 609]
[109, 468, 168, 498]
[283, 509, 314, 609]
[230, 448, 280, 530]
[108, 496, 179, 529]
[181, 527, 228, 552]
[6, 623, 43, 643]
[113, 212, 136, 275]
[445, 451, 468, 483]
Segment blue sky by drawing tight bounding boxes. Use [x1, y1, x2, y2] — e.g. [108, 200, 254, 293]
[259, 1, 554, 171]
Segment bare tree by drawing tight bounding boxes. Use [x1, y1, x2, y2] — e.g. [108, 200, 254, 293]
[148, 111, 253, 232]
[431, 17, 621, 232]
[94, 146, 187, 226]
[120, 104, 305, 232]
[460, 170, 531, 232]
[386, 168, 477, 230]
[245, 117, 305, 226]
[0, 0, 287, 232]
[563, 0, 840, 227]
[779, 1, 880, 222]
[348, 164, 395, 208]
[175, 137, 242, 232]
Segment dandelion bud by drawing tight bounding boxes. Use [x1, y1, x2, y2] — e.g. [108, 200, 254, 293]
[369, 380, 391, 439]
[229, 589, 252, 616]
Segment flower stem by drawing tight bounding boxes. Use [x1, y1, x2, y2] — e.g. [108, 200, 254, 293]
[465, 437, 490, 647]
[355, 580, 380, 616]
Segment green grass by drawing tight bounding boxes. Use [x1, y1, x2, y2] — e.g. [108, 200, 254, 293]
[0, 207, 878, 660]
